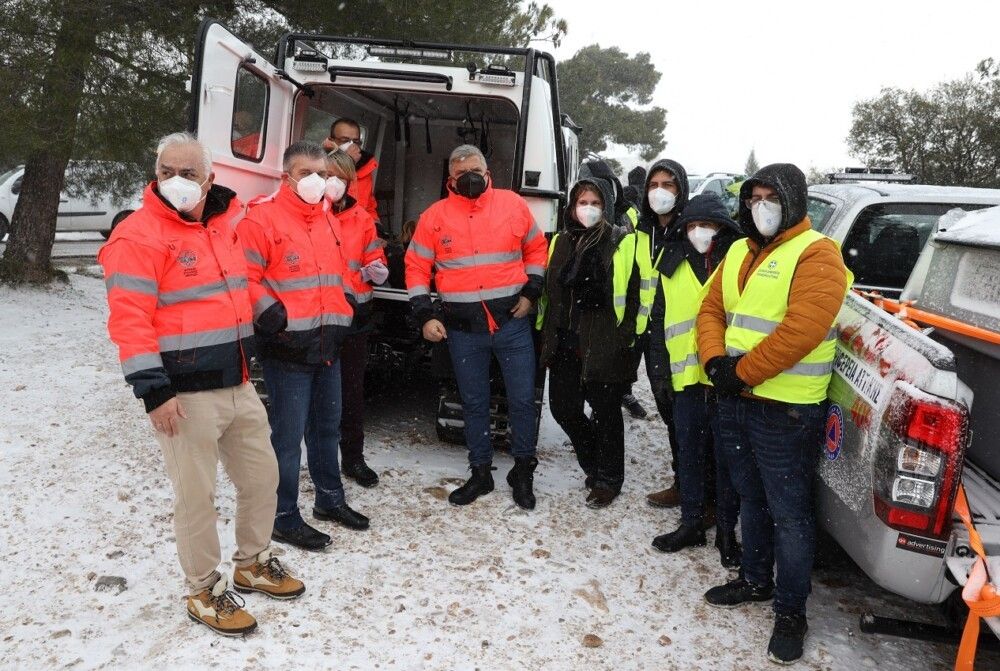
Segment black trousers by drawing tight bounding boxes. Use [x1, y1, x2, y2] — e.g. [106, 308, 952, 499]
[548, 343, 627, 493]
[338, 331, 369, 465]
[639, 329, 680, 484]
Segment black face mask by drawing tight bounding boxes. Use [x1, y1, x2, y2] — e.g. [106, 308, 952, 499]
[454, 172, 487, 199]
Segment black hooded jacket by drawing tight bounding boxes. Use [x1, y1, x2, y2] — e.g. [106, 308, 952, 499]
[661, 193, 743, 285]
[539, 177, 640, 383]
[635, 158, 689, 321]
[737, 163, 809, 247]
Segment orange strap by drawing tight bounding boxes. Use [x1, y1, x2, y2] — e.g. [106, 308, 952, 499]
[954, 485, 1000, 670]
[858, 291, 1000, 345]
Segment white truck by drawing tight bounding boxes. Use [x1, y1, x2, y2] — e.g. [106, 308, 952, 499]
[807, 182, 1000, 642]
[188, 20, 579, 441]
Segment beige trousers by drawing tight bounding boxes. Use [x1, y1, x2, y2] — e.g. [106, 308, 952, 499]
[154, 382, 278, 595]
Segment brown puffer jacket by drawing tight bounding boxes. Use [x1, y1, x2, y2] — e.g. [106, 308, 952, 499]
[697, 163, 849, 389]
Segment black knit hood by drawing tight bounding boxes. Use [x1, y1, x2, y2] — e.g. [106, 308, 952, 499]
[638, 159, 689, 230]
[580, 159, 631, 224]
[661, 193, 743, 280]
[565, 176, 616, 228]
[738, 163, 808, 245]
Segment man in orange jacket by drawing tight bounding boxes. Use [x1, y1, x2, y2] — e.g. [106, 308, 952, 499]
[239, 141, 369, 553]
[697, 163, 849, 664]
[323, 117, 379, 226]
[406, 144, 547, 510]
[99, 132, 304, 637]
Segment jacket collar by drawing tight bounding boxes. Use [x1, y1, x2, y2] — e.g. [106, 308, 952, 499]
[276, 181, 325, 221]
[147, 181, 239, 228]
[747, 217, 813, 253]
[446, 182, 496, 211]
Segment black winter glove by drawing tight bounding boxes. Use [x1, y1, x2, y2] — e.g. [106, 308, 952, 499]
[255, 300, 288, 337]
[706, 355, 747, 397]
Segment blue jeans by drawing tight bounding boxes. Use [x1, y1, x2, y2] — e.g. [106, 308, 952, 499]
[674, 385, 739, 531]
[716, 395, 826, 615]
[446, 316, 537, 466]
[262, 359, 345, 532]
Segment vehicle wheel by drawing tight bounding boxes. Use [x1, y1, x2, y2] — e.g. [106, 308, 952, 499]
[0, 214, 8, 242]
[102, 210, 133, 240]
[436, 391, 466, 445]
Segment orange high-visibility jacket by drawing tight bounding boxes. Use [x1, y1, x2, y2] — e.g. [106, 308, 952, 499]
[405, 184, 547, 332]
[334, 194, 387, 306]
[238, 182, 354, 365]
[348, 154, 379, 222]
[98, 183, 254, 412]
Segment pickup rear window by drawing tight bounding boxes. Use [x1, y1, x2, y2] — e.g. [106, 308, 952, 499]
[843, 202, 992, 291]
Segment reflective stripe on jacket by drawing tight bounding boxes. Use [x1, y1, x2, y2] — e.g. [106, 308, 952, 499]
[536, 231, 640, 331]
[335, 197, 386, 305]
[662, 259, 715, 392]
[720, 228, 850, 403]
[405, 185, 547, 332]
[98, 183, 253, 402]
[238, 183, 354, 365]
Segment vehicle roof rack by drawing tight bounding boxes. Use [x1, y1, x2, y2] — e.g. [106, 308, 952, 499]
[826, 167, 914, 184]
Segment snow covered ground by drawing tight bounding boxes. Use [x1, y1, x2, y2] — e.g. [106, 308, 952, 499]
[1, 273, 995, 670]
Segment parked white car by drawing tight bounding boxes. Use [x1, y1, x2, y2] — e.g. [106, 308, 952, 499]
[0, 163, 142, 241]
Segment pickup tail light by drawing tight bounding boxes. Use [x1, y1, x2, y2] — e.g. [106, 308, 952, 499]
[873, 383, 969, 540]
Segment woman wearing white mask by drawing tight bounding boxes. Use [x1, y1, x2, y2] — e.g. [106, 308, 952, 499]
[536, 177, 643, 508]
[649, 192, 743, 568]
[325, 150, 388, 488]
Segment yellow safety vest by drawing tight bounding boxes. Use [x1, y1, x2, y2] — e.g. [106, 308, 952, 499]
[634, 228, 662, 334]
[721, 229, 849, 404]
[662, 259, 716, 392]
[626, 207, 639, 228]
[536, 231, 639, 331]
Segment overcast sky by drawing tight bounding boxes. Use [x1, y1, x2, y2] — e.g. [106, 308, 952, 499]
[546, 0, 1000, 177]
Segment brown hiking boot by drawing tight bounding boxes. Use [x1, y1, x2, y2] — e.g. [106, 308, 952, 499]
[187, 576, 257, 637]
[233, 548, 305, 600]
[647, 483, 680, 508]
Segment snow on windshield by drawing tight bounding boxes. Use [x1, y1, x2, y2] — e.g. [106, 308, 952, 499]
[935, 205, 1000, 248]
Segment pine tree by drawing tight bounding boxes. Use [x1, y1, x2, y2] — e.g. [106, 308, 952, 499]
[745, 149, 760, 177]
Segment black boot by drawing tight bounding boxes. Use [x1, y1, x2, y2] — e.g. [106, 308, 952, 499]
[313, 503, 370, 530]
[621, 392, 647, 419]
[715, 527, 742, 569]
[652, 523, 707, 553]
[506, 457, 538, 510]
[768, 613, 808, 664]
[448, 464, 495, 506]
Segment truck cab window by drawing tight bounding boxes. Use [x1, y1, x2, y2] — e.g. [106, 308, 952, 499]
[231, 67, 269, 161]
[806, 196, 835, 232]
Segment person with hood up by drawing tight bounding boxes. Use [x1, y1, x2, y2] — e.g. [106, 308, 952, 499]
[325, 150, 389, 489]
[536, 177, 642, 508]
[635, 159, 689, 509]
[697, 164, 850, 665]
[649, 193, 742, 568]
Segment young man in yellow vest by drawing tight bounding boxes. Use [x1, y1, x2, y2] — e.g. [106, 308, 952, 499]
[696, 164, 850, 665]
[649, 193, 742, 568]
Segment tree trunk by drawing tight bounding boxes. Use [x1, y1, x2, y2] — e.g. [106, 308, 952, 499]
[0, 4, 101, 285]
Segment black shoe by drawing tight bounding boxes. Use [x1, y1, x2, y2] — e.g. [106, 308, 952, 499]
[342, 460, 379, 488]
[506, 456, 538, 510]
[271, 523, 331, 551]
[652, 524, 707, 553]
[448, 464, 495, 506]
[313, 504, 370, 530]
[585, 487, 619, 509]
[704, 577, 774, 609]
[621, 393, 647, 419]
[715, 528, 742, 569]
[768, 613, 808, 665]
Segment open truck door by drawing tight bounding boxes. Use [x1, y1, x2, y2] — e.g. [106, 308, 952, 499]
[188, 21, 297, 202]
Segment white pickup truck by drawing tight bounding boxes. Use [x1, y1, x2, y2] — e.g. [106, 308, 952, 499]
[808, 183, 1000, 640]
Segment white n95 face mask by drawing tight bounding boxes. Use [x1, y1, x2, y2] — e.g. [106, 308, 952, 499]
[293, 172, 327, 204]
[752, 200, 782, 237]
[159, 175, 207, 213]
[575, 204, 602, 228]
[339, 141, 356, 153]
[648, 188, 676, 215]
[688, 225, 716, 254]
[325, 176, 347, 202]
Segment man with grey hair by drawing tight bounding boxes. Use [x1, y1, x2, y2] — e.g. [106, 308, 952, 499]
[239, 140, 368, 550]
[405, 144, 548, 509]
[99, 132, 305, 637]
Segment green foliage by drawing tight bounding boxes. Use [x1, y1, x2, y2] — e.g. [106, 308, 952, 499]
[744, 149, 759, 176]
[847, 61, 1000, 187]
[558, 45, 666, 161]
